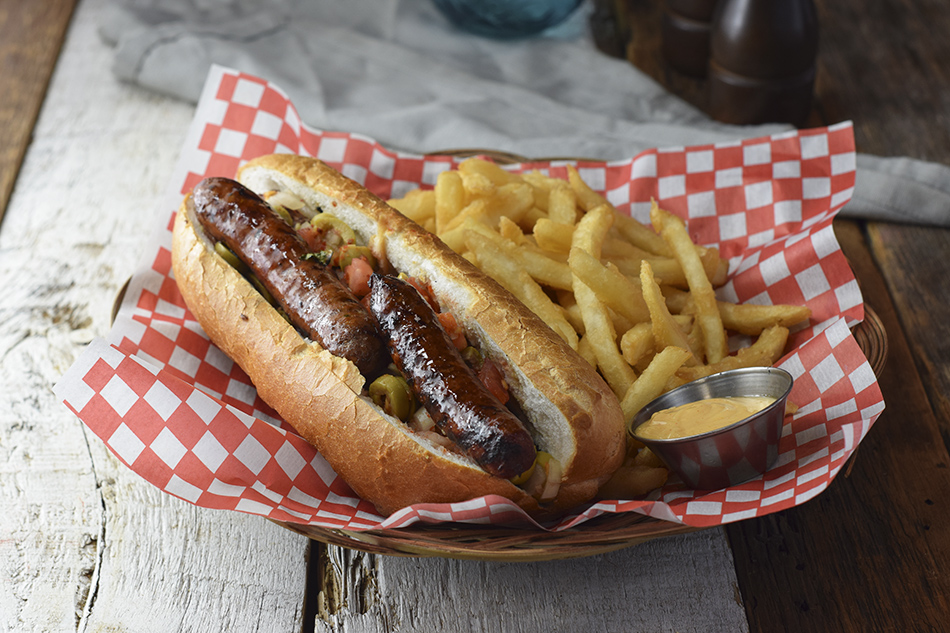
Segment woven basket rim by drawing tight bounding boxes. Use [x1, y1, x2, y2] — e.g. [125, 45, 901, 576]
[113, 148, 888, 560]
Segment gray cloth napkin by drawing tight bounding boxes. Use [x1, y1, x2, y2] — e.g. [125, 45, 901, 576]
[99, 0, 950, 226]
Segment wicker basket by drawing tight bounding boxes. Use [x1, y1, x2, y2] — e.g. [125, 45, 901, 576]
[280, 510, 697, 561]
[120, 149, 887, 560]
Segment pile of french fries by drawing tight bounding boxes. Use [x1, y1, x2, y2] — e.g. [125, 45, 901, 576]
[388, 158, 811, 497]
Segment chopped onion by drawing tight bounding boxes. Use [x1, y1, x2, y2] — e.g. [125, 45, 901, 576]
[409, 406, 436, 432]
[265, 190, 306, 210]
[418, 430, 454, 450]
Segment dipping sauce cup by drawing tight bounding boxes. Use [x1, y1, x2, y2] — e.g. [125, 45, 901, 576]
[630, 367, 794, 490]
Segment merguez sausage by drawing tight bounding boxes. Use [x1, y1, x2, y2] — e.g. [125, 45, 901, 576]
[368, 273, 537, 479]
[190, 177, 389, 378]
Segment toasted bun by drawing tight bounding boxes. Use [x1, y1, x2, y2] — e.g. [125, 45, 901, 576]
[171, 154, 626, 517]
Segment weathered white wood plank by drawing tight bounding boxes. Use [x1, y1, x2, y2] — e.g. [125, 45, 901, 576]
[0, 0, 309, 631]
[314, 528, 747, 633]
[1, 1, 749, 631]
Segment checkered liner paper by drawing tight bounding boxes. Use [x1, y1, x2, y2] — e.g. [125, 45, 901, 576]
[54, 66, 884, 532]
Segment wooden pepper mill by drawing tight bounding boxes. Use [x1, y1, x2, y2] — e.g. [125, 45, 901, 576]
[707, 0, 819, 126]
[661, 0, 720, 77]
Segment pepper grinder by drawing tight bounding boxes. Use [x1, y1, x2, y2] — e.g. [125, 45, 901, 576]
[707, 0, 819, 126]
[661, 0, 720, 77]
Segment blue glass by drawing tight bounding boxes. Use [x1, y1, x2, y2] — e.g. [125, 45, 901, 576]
[432, 0, 584, 39]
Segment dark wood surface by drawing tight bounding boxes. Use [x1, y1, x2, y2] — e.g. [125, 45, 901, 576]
[4, 1, 949, 631]
[595, 0, 950, 630]
[0, 0, 78, 229]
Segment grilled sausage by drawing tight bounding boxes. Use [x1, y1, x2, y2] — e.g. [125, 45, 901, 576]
[190, 177, 389, 378]
[367, 273, 537, 479]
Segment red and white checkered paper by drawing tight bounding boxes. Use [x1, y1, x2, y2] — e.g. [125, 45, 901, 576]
[55, 66, 884, 532]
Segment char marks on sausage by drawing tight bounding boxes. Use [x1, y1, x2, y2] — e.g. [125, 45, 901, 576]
[368, 274, 537, 479]
[191, 177, 389, 378]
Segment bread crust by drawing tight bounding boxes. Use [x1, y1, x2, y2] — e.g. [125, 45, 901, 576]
[170, 155, 627, 517]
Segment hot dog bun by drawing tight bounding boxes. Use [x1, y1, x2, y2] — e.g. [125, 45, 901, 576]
[171, 154, 626, 517]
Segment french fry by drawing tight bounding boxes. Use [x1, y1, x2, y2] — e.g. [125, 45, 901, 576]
[547, 184, 579, 225]
[567, 165, 608, 212]
[674, 325, 790, 383]
[718, 302, 812, 335]
[570, 204, 614, 255]
[645, 257, 691, 288]
[601, 236, 655, 262]
[458, 170, 496, 198]
[533, 218, 575, 253]
[458, 157, 521, 185]
[663, 287, 812, 335]
[497, 216, 526, 245]
[437, 222, 470, 253]
[387, 188, 435, 225]
[610, 255, 676, 285]
[651, 201, 728, 363]
[620, 322, 654, 367]
[686, 316, 705, 362]
[529, 187, 549, 212]
[559, 294, 586, 335]
[521, 250, 574, 290]
[536, 218, 654, 262]
[520, 170, 559, 211]
[443, 186, 536, 234]
[612, 212, 672, 257]
[576, 334, 598, 368]
[710, 253, 730, 287]
[632, 446, 667, 469]
[640, 260, 701, 365]
[571, 205, 637, 397]
[435, 170, 465, 234]
[610, 309, 635, 340]
[489, 182, 535, 226]
[597, 463, 669, 500]
[465, 228, 579, 349]
[568, 247, 650, 324]
[620, 346, 693, 425]
[520, 206, 548, 232]
[464, 220, 573, 290]
[443, 198, 492, 233]
[700, 245, 728, 286]
[531, 241, 568, 263]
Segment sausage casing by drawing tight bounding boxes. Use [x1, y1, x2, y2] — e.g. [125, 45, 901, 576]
[368, 274, 537, 479]
[191, 177, 389, 378]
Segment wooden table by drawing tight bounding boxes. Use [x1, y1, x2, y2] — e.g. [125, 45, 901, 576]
[3, 0, 949, 631]
[605, 0, 950, 631]
[593, 2, 950, 630]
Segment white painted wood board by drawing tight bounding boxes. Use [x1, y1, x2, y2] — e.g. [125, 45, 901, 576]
[314, 528, 747, 633]
[0, 0, 308, 631]
[0, 0, 750, 631]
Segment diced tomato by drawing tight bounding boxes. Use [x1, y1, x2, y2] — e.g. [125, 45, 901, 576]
[437, 312, 468, 350]
[478, 359, 509, 405]
[404, 275, 439, 311]
[296, 220, 354, 255]
[343, 257, 374, 297]
[296, 223, 324, 252]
